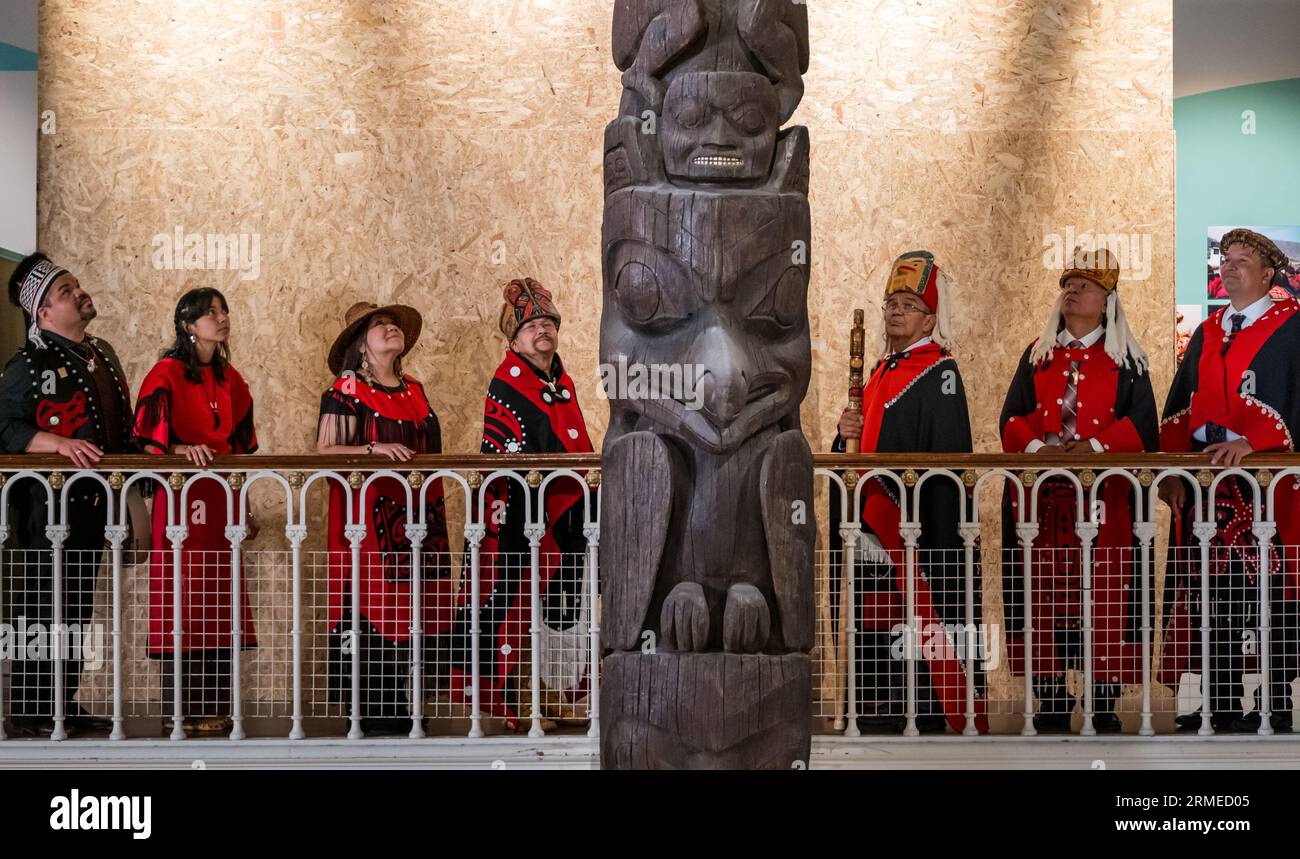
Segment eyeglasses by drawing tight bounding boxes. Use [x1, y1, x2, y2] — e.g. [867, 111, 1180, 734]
[881, 300, 930, 316]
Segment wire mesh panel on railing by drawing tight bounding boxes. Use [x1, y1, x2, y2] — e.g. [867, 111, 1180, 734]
[5, 455, 1300, 742]
[0, 459, 603, 741]
[1162, 543, 1300, 734]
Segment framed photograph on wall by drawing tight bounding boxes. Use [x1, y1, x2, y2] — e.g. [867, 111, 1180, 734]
[1175, 304, 1202, 365]
[1208, 225, 1300, 300]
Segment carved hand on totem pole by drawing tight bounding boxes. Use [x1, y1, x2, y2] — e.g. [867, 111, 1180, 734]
[600, 0, 813, 769]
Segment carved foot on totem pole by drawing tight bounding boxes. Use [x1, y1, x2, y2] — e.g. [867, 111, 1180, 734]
[661, 582, 711, 652]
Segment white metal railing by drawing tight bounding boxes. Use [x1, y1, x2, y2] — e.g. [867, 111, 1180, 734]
[0, 453, 1297, 742]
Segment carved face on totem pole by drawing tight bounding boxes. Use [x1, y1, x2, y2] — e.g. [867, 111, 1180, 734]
[661, 72, 780, 184]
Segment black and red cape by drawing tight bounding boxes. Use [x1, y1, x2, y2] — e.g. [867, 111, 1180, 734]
[451, 349, 593, 721]
[830, 342, 986, 733]
[1159, 299, 1300, 685]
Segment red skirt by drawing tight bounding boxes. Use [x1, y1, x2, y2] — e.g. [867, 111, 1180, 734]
[326, 476, 457, 643]
[148, 477, 257, 655]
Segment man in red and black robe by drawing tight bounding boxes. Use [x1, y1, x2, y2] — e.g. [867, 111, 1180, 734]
[449, 278, 593, 727]
[1000, 247, 1157, 733]
[1160, 228, 1300, 734]
[0, 254, 133, 737]
[830, 251, 986, 735]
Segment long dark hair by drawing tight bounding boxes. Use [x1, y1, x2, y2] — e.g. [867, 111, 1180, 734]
[164, 287, 231, 384]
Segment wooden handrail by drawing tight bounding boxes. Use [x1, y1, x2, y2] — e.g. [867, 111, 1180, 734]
[0, 451, 1298, 471]
[0, 453, 603, 471]
[813, 452, 1300, 468]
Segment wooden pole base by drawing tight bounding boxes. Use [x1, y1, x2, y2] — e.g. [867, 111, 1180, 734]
[600, 651, 812, 770]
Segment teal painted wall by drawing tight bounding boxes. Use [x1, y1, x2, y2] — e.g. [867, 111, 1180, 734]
[0, 41, 37, 71]
[1174, 78, 1300, 309]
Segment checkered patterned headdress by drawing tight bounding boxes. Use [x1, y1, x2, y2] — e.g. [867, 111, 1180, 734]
[17, 258, 69, 349]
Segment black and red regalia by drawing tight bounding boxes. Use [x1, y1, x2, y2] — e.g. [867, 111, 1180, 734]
[1001, 319, 1158, 729]
[134, 355, 259, 716]
[829, 252, 986, 735]
[318, 373, 455, 724]
[450, 348, 594, 723]
[0, 325, 132, 722]
[1159, 292, 1300, 732]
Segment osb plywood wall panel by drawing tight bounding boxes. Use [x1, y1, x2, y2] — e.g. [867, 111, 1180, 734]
[38, 0, 1174, 725]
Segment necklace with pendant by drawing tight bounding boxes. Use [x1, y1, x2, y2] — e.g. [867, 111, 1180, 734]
[201, 368, 221, 429]
[67, 341, 97, 373]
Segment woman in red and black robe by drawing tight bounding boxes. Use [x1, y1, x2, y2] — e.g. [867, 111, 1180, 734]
[317, 302, 453, 736]
[999, 250, 1157, 733]
[134, 288, 258, 733]
[829, 251, 986, 735]
[1159, 229, 1300, 734]
[449, 278, 593, 729]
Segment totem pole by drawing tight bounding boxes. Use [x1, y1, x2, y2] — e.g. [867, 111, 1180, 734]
[599, 0, 814, 769]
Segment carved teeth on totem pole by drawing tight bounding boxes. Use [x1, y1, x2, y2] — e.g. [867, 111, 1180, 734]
[600, 0, 813, 771]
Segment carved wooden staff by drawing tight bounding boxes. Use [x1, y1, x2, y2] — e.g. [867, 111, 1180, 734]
[833, 308, 865, 731]
[844, 309, 866, 453]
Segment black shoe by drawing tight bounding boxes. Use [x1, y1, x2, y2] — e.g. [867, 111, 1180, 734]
[1033, 713, 1073, 734]
[1179, 712, 1244, 732]
[361, 717, 412, 737]
[1223, 712, 1290, 733]
[855, 715, 907, 735]
[7, 717, 56, 738]
[1091, 712, 1123, 734]
[66, 708, 113, 735]
[915, 715, 948, 734]
[1226, 713, 1262, 734]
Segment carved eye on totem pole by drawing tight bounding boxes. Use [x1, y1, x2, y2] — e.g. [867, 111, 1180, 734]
[611, 253, 700, 331]
[662, 72, 779, 184]
[743, 265, 805, 336]
[604, 147, 634, 195]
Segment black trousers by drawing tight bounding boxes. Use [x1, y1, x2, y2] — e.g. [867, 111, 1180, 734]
[328, 613, 445, 721]
[158, 648, 232, 717]
[853, 563, 945, 720]
[854, 626, 946, 719]
[1031, 624, 1121, 715]
[3, 484, 107, 719]
[1199, 552, 1299, 719]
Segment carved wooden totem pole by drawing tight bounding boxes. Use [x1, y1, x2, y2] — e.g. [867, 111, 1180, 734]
[599, 0, 814, 769]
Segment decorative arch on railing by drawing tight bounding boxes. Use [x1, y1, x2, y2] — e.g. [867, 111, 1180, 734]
[1, 451, 1297, 745]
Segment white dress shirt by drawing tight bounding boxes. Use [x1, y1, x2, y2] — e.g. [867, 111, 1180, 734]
[890, 336, 932, 354]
